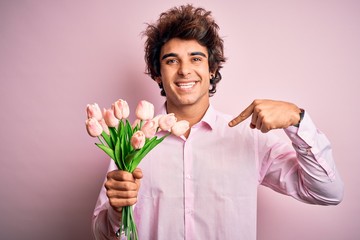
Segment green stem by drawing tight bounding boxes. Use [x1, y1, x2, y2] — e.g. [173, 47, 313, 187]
[97, 136, 105, 145]
[121, 205, 138, 240]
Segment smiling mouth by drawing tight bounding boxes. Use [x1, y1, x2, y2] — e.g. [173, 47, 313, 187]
[176, 81, 197, 89]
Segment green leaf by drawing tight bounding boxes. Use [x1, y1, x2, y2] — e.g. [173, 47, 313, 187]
[109, 127, 118, 147]
[120, 135, 127, 170]
[118, 120, 124, 137]
[126, 119, 134, 133]
[95, 143, 115, 161]
[101, 131, 113, 149]
[125, 120, 133, 152]
[119, 122, 129, 171]
[114, 138, 120, 161]
[132, 120, 137, 131]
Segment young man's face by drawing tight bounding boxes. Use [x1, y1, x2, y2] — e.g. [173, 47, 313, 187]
[157, 38, 213, 110]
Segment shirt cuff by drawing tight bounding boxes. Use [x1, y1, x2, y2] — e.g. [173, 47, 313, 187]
[106, 202, 122, 235]
[284, 110, 317, 150]
[284, 111, 336, 180]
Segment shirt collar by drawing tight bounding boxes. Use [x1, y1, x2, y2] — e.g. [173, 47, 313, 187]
[159, 103, 216, 130]
[198, 104, 216, 130]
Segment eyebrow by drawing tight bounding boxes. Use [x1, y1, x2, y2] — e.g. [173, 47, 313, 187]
[161, 51, 207, 60]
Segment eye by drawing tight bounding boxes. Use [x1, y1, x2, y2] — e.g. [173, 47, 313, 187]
[191, 57, 203, 63]
[166, 59, 178, 64]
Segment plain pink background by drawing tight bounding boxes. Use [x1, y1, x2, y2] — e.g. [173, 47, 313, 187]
[1, 1, 359, 239]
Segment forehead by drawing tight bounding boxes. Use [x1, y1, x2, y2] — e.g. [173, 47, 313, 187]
[160, 38, 208, 56]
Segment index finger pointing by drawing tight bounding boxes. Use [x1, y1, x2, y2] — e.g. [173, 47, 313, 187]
[228, 103, 255, 127]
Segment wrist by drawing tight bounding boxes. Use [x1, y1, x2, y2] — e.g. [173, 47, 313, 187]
[294, 108, 305, 127]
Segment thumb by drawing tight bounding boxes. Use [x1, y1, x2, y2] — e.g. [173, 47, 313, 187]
[132, 168, 143, 180]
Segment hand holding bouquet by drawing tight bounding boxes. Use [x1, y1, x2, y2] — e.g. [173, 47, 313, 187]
[85, 99, 189, 239]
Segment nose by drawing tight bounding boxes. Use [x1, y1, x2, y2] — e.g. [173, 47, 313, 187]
[178, 61, 191, 77]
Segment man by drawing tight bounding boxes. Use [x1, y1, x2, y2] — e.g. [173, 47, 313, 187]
[93, 5, 343, 239]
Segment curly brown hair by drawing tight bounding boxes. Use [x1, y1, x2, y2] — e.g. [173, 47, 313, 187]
[143, 4, 226, 96]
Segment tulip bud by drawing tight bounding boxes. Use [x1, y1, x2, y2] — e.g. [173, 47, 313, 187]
[141, 120, 157, 138]
[85, 118, 103, 137]
[103, 108, 119, 127]
[158, 113, 177, 131]
[171, 120, 190, 137]
[131, 131, 146, 149]
[86, 103, 102, 121]
[98, 118, 109, 135]
[113, 99, 130, 120]
[135, 100, 154, 120]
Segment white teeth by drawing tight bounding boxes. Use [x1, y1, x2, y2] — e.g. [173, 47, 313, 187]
[177, 82, 196, 89]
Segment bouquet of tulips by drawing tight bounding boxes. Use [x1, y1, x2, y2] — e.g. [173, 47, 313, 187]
[85, 99, 189, 240]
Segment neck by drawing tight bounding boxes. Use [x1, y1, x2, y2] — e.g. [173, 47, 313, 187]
[165, 101, 209, 128]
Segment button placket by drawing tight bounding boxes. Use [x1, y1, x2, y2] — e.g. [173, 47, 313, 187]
[183, 138, 194, 239]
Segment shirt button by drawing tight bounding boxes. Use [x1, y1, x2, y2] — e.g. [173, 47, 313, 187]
[186, 208, 193, 215]
[186, 174, 191, 179]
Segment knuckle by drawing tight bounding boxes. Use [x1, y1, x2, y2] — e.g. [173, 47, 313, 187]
[254, 105, 261, 113]
[124, 198, 134, 206]
[262, 118, 270, 125]
[106, 170, 116, 179]
[253, 99, 262, 105]
[123, 182, 132, 190]
[106, 189, 116, 199]
[109, 198, 118, 207]
[104, 180, 111, 190]
[123, 191, 133, 198]
[270, 124, 277, 130]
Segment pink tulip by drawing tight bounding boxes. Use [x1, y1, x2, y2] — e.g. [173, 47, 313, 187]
[103, 108, 119, 127]
[152, 114, 163, 126]
[85, 118, 103, 137]
[131, 131, 146, 149]
[158, 113, 177, 131]
[171, 120, 190, 136]
[113, 99, 130, 120]
[98, 118, 109, 135]
[132, 119, 141, 129]
[141, 120, 157, 138]
[135, 100, 154, 120]
[86, 103, 102, 121]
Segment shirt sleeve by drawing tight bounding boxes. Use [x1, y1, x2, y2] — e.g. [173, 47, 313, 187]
[258, 111, 344, 205]
[92, 161, 122, 239]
